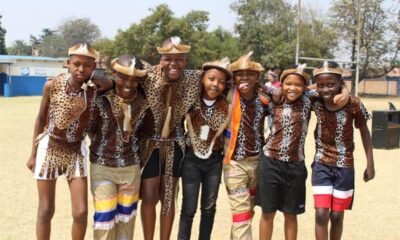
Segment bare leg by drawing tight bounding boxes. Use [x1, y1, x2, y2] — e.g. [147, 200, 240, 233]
[259, 212, 276, 240]
[68, 177, 88, 240]
[37, 180, 57, 240]
[159, 176, 178, 240]
[140, 176, 160, 240]
[315, 208, 330, 240]
[330, 211, 344, 240]
[283, 213, 298, 240]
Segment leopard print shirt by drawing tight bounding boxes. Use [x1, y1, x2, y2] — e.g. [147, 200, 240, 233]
[39, 73, 96, 179]
[139, 65, 201, 215]
[89, 89, 148, 168]
[140, 65, 202, 156]
[264, 95, 312, 162]
[186, 96, 230, 158]
[313, 96, 371, 168]
[47, 73, 96, 147]
[232, 94, 269, 161]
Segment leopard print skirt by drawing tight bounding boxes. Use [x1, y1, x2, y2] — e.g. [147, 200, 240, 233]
[34, 134, 87, 180]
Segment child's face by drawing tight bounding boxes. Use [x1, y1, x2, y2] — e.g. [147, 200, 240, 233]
[202, 68, 227, 100]
[68, 55, 96, 83]
[316, 74, 341, 102]
[234, 70, 259, 98]
[282, 74, 306, 103]
[113, 71, 140, 100]
[160, 54, 187, 81]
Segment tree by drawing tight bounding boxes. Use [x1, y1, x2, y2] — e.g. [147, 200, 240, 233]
[40, 28, 56, 40]
[230, 0, 340, 69]
[58, 17, 101, 46]
[298, 6, 338, 67]
[330, 0, 390, 92]
[0, 14, 7, 54]
[109, 4, 238, 68]
[231, 0, 296, 67]
[8, 40, 31, 55]
[34, 18, 101, 57]
[388, 7, 400, 69]
[39, 35, 67, 57]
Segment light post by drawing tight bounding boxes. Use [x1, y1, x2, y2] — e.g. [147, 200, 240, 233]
[355, 0, 363, 97]
[295, 0, 301, 65]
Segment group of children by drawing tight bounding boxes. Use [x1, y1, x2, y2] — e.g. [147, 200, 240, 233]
[27, 37, 375, 240]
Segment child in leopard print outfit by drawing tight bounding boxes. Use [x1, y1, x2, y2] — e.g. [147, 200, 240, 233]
[222, 52, 274, 240]
[26, 43, 99, 240]
[311, 61, 375, 240]
[177, 58, 232, 240]
[88, 55, 149, 240]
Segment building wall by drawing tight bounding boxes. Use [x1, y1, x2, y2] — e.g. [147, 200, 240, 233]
[5, 76, 48, 96]
[344, 79, 400, 96]
[7, 60, 66, 77]
[1, 59, 67, 96]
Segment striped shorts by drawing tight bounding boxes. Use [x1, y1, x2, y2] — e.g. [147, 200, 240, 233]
[90, 163, 140, 230]
[311, 162, 354, 212]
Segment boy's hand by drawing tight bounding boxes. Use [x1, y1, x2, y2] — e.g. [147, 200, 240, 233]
[26, 156, 36, 173]
[363, 166, 375, 182]
[271, 87, 282, 103]
[333, 85, 350, 107]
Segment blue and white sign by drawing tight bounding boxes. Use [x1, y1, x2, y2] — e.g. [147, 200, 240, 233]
[21, 67, 30, 76]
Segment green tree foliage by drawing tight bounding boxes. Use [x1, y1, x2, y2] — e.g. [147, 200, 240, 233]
[7, 40, 31, 55]
[39, 35, 67, 57]
[230, 0, 338, 69]
[330, 0, 389, 80]
[231, 0, 296, 67]
[108, 4, 239, 68]
[388, 7, 400, 69]
[32, 18, 101, 57]
[298, 7, 338, 67]
[59, 17, 101, 46]
[0, 14, 7, 54]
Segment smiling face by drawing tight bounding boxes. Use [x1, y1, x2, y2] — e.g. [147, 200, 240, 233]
[282, 74, 306, 103]
[113, 71, 141, 100]
[160, 54, 187, 81]
[234, 70, 259, 99]
[315, 73, 342, 103]
[202, 68, 228, 100]
[68, 55, 96, 84]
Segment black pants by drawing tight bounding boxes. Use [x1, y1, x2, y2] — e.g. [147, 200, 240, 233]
[177, 149, 223, 240]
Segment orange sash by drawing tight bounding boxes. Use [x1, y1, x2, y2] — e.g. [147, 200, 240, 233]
[223, 88, 242, 164]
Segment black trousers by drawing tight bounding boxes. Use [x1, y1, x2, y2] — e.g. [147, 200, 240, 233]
[177, 149, 223, 240]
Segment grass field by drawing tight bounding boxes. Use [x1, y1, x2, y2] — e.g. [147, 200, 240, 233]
[1, 96, 399, 239]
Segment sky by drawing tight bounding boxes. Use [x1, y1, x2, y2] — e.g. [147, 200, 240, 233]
[0, 0, 334, 47]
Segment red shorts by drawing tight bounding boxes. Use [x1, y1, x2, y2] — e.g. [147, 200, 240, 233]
[311, 162, 354, 211]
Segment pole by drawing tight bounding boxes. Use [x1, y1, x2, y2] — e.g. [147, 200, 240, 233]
[8, 63, 11, 84]
[355, 0, 362, 97]
[295, 0, 301, 65]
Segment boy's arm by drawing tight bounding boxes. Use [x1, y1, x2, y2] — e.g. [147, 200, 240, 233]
[26, 81, 52, 172]
[359, 123, 375, 182]
[87, 99, 100, 140]
[256, 83, 281, 103]
[333, 84, 350, 107]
